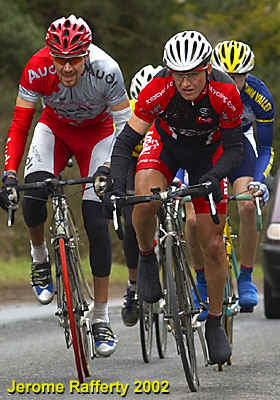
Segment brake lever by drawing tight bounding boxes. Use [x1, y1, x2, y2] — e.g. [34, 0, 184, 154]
[7, 206, 17, 227]
[7, 190, 19, 227]
[254, 196, 263, 232]
[111, 196, 124, 240]
[207, 193, 220, 225]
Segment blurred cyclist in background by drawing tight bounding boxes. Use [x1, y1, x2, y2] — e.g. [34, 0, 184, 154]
[121, 65, 163, 327]
[2, 15, 131, 357]
[188, 40, 274, 319]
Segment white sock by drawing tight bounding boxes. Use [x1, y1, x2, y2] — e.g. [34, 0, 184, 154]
[31, 241, 49, 264]
[92, 302, 109, 324]
[128, 280, 136, 292]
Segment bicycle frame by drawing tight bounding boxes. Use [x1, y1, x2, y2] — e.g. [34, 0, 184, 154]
[111, 182, 219, 391]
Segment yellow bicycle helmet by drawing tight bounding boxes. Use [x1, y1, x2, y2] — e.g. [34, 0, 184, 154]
[211, 40, 255, 74]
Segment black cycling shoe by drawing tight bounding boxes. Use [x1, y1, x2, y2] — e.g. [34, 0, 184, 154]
[121, 287, 139, 327]
[137, 252, 162, 304]
[205, 316, 232, 365]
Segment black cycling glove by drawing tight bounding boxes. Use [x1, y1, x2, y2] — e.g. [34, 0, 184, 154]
[92, 165, 112, 198]
[198, 173, 223, 204]
[2, 171, 19, 205]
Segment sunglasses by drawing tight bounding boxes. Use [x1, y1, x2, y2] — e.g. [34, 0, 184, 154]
[171, 65, 208, 82]
[53, 56, 85, 66]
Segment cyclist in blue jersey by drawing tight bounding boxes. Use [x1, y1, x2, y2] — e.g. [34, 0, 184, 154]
[188, 40, 274, 318]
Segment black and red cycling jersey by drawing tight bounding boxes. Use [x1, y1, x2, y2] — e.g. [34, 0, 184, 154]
[134, 67, 242, 148]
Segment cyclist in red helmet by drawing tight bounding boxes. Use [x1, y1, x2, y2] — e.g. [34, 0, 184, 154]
[2, 14, 131, 357]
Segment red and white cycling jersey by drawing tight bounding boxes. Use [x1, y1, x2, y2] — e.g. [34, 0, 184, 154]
[6, 44, 128, 173]
[134, 68, 242, 146]
[19, 44, 127, 127]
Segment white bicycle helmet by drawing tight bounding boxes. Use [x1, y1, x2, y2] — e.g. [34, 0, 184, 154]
[211, 40, 255, 74]
[163, 31, 212, 71]
[130, 64, 163, 100]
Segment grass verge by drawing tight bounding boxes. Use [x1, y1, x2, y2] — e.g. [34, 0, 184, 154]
[0, 258, 264, 292]
[0, 258, 128, 287]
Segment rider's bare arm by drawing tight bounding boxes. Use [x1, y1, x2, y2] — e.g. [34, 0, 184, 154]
[16, 96, 37, 109]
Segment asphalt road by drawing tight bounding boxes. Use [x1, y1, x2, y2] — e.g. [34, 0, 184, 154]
[0, 298, 279, 400]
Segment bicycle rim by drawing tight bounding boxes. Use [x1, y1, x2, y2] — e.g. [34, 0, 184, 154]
[59, 238, 86, 382]
[139, 296, 153, 363]
[165, 235, 199, 392]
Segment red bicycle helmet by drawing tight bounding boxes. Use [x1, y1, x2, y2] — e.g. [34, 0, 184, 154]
[46, 14, 92, 57]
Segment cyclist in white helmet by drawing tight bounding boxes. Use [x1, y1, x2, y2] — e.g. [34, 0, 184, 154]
[186, 40, 274, 319]
[101, 30, 244, 365]
[120, 64, 163, 327]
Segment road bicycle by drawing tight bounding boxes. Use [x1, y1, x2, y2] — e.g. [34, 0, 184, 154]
[137, 183, 186, 364]
[111, 182, 217, 392]
[4, 172, 95, 383]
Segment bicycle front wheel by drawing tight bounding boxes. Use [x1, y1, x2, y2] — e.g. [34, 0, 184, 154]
[139, 296, 153, 363]
[165, 235, 199, 392]
[67, 209, 95, 374]
[58, 238, 85, 382]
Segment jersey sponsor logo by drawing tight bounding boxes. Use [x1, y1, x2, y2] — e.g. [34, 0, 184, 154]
[244, 83, 272, 112]
[140, 132, 159, 154]
[28, 65, 56, 84]
[209, 85, 236, 113]
[146, 81, 174, 104]
[92, 69, 118, 88]
[196, 108, 215, 125]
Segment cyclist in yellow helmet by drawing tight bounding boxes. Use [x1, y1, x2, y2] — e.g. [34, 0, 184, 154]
[188, 40, 274, 317]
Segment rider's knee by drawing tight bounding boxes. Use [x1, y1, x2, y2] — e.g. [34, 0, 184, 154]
[22, 171, 52, 227]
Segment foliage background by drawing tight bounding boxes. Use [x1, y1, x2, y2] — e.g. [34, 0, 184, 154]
[0, 0, 279, 263]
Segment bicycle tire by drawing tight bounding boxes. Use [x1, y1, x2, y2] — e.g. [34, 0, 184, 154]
[155, 235, 168, 359]
[154, 302, 168, 359]
[58, 237, 85, 382]
[165, 235, 199, 392]
[139, 296, 153, 363]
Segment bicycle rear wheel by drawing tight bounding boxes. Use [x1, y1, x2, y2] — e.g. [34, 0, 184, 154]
[165, 235, 199, 392]
[139, 296, 153, 363]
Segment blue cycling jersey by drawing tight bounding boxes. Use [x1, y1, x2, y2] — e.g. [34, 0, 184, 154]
[240, 74, 274, 182]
